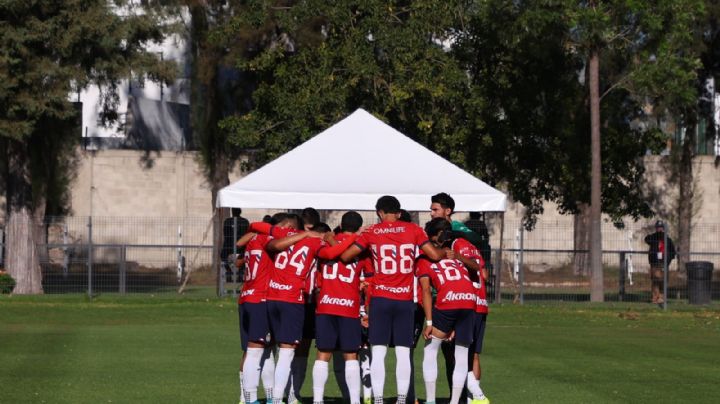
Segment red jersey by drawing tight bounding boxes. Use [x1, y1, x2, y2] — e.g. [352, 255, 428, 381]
[452, 238, 488, 314]
[239, 234, 274, 304]
[316, 233, 366, 318]
[266, 236, 326, 304]
[416, 257, 476, 311]
[473, 280, 489, 314]
[452, 238, 485, 270]
[355, 221, 430, 301]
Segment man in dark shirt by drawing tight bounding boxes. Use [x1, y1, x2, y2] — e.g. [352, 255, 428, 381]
[222, 208, 250, 280]
[464, 212, 491, 265]
[644, 220, 676, 305]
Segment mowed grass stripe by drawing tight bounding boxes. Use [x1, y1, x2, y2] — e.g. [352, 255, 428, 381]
[1, 296, 718, 403]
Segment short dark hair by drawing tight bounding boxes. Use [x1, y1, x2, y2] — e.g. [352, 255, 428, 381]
[286, 213, 304, 230]
[302, 207, 320, 228]
[313, 222, 332, 233]
[375, 195, 401, 213]
[425, 217, 452, 238]
[231, 208, 242, 217]
[341, 211, 363, 232]
[399, 209, 412, 223]
[269, 212, 288, 225]
[469, 211, 481, 220]
[262, 214, 273, 223]
[431, 192, 455, 214]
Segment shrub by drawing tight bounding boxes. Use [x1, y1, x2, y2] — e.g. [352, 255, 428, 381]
[0, 272, 16, 294]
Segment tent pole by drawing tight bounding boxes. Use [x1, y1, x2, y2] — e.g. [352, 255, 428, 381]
[213, 207, 223, 297]
[495, 211, 505, 303]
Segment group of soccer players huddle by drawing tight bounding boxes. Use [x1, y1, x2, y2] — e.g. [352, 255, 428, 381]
[236, 193, 490, 404]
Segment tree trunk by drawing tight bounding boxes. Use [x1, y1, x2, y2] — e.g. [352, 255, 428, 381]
[5, 140, 43, 294]
[573, 203, 591, 276]
[589, 50, 604, 302]
[189, 2, 232, 295]
[676, 122, 694, 271]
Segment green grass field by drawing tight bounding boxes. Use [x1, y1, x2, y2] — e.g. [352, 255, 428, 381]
[1, 292, 719, 404]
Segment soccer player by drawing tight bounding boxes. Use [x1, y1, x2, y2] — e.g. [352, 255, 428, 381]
[429, 193, 490, 404]
[288, 207, 322, 404]
[311, 211, 366, 404]
[258, 221, 357, 404]
[467, 264, 490, 404]
[240, 213, 297, 404]
[430, 193, 483, 247]
[301, 207, 321, 230]
[396, 210, 424, 404]
[358, 277, 373, 404]
[340, 195, 446, 404]
[418, 218, 477, 404]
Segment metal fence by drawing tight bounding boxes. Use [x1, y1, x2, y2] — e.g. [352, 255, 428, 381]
[491, 220, 720, 305]
[2, 215, 718, 304]
[492, 249, 720, 305]
[38, 244, 214, 295]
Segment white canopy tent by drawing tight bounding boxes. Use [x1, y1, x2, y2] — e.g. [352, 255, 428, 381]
[217, 108, 506, 212]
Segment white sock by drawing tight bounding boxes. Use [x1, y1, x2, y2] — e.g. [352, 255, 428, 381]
[345, 360, 362, 404]
[423, 337, 442, 403]
[395, 346, 411, 403]
[242, 347, 264, 402]
[370, 345, 388, 403]
[467, 371, 486, 400]
[261, 347, 275, 400]
[272, 348, 295, 404]
[450, 345, 469, 404]
[359, 348, 372, 400]
[239, 370, 244, 402]
[312, 360, 329, 403]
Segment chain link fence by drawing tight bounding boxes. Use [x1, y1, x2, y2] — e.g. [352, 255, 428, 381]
[33, 216, 216, 295]
[39, 244, 214, 295]
[495, 218, 720, 305]
[1, 214, 718, 304]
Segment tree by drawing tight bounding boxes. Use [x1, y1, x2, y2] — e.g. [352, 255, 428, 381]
[453, 1, 701, 300]
[663, 0, 720, 271]
[0, 0, 174, 293]
[559, 0, 701, 301]
[219, 0, 473, 170]
[180, 0, 305, 292]
[453, 1, 659, 278]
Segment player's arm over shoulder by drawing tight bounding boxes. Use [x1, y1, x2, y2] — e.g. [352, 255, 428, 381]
[420, 239, 446, 261]
[340, 226, 371, 262]
[266, 231, 308, 253]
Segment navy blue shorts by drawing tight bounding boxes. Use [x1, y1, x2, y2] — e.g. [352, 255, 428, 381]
[472, 313, 487, 353]
[315, 314, 362, 352]
[303, 302, 317, 340]
[368, 297, 415, 347]
[432, 307, 475, 345]
[239, 302, 269, 351]
[267, 300, 305, 345]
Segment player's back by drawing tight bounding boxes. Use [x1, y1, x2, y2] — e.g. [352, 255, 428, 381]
[267, 236, 325, 304]
[240, 233, 273, 304]
[317, 233, 364, 317]
[451, 237, 489, 313]
[417, 256, 476, 310]
[356, 220, 429, 301]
